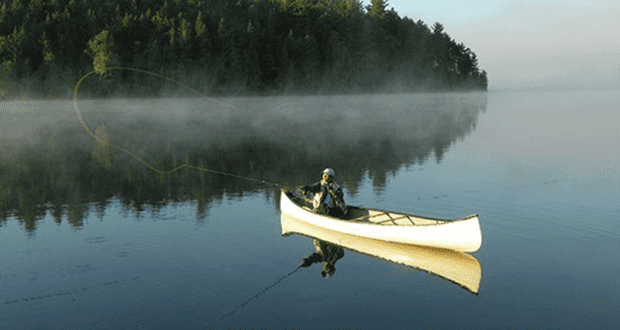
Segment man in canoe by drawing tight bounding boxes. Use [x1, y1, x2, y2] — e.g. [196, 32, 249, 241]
[299, 168, 348, 217]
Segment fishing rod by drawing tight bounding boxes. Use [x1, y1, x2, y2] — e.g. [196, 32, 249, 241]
[202, 237, 347, 328]
[202, 264, 304, 329]
[72, 66, 294, 190]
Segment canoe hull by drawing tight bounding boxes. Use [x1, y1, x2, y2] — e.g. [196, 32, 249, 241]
[281, 214, 482, 294]
[280, 190, 482, 252]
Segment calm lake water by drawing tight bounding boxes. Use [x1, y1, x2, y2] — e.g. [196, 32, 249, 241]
[1, 90, 618, 329]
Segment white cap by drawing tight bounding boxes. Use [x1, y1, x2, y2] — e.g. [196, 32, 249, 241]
[322, 168, 335, 177]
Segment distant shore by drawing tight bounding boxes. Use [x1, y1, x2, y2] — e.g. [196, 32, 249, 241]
[0, 0, 487, 100]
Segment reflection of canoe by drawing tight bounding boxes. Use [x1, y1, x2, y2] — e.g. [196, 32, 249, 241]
[281, 214, 482, 294]
[280, 190, 482, 252]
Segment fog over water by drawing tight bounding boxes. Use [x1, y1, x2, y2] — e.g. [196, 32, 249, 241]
[1, 90, 618, 329]
[1, 92, 487, 230]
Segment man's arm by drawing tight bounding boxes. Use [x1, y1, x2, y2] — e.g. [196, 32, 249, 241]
[301, 182, 322, 193]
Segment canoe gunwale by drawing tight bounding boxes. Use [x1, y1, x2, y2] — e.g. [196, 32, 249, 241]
[347, 206, 480, 226]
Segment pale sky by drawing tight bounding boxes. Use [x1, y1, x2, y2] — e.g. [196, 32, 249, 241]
[363, 0, 620, 91]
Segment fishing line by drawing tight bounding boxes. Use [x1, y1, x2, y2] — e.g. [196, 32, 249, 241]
[202, 265, 303, 329]
[71, 66, 291, 189]
[73, 67, 307, 327]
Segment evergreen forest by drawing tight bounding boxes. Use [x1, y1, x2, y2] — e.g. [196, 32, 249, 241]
[0, 0, 488, 98]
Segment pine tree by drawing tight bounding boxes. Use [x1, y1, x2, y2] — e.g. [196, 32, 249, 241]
[86, 30, 118, 75]
[368, 0, 387, 19]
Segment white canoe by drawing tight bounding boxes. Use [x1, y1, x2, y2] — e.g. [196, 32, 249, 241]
[281, 214, 482, 294]
[280, 190, 482, 252]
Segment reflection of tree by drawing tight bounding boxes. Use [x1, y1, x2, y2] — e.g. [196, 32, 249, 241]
[0, 94, 486, 232]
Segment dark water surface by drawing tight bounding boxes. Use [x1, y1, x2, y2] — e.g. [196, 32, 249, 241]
[1, 91, 618, 329]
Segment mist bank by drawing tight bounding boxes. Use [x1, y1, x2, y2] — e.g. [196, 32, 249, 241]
[0, 0, 487, 100]
[0, 93, 487, 232]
